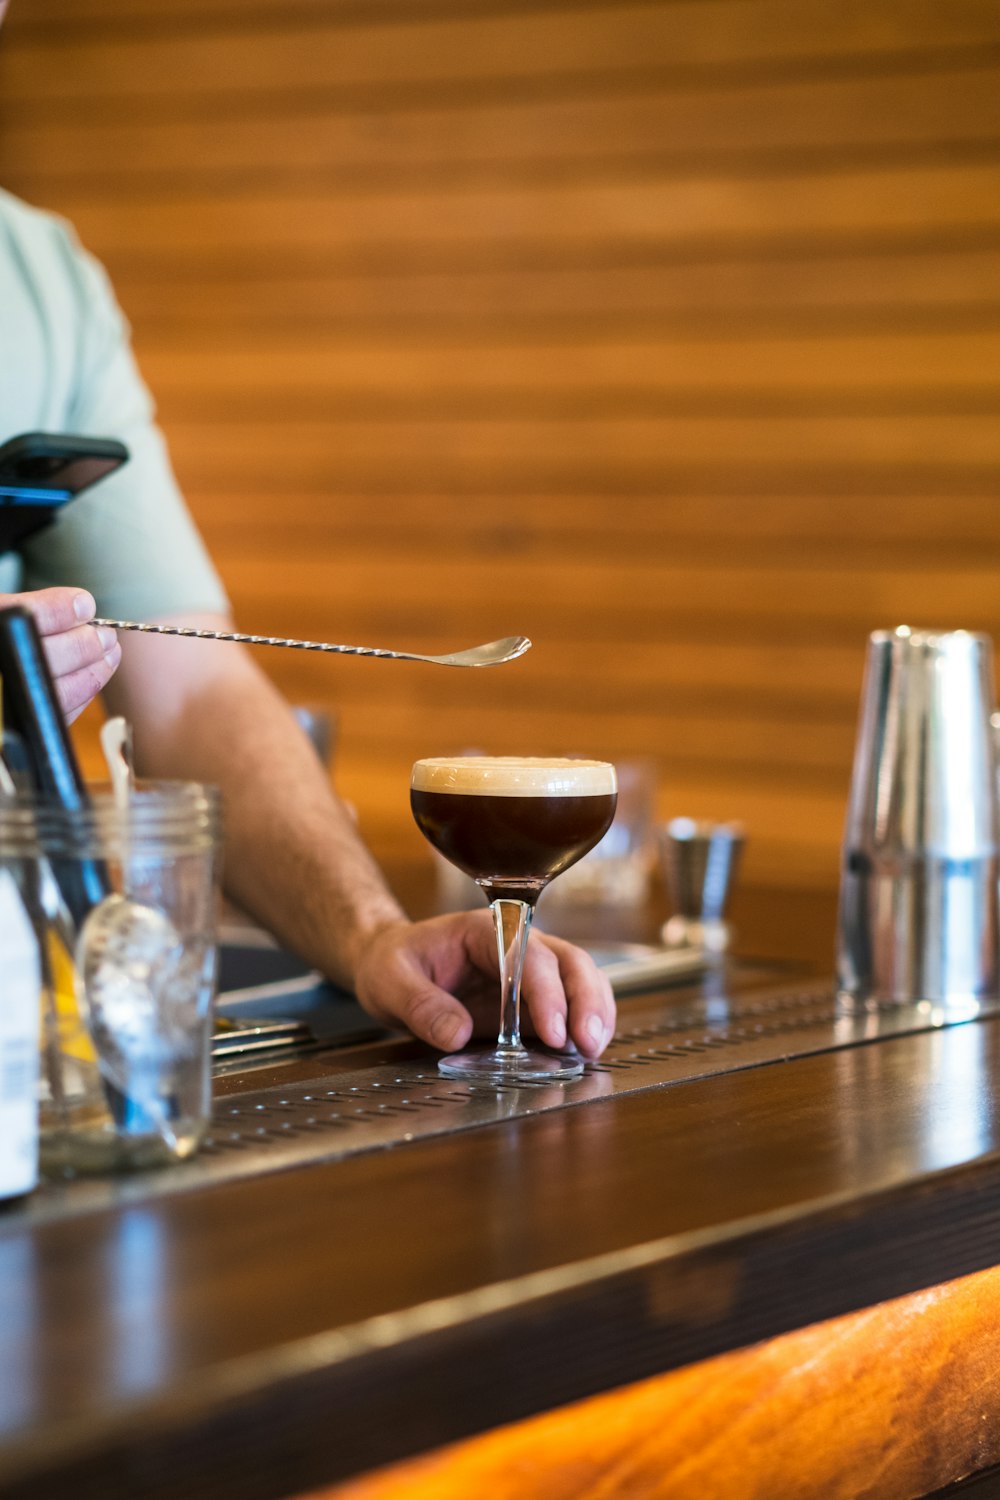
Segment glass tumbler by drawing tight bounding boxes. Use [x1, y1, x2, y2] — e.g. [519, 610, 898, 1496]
[0, 781, 222, 1173]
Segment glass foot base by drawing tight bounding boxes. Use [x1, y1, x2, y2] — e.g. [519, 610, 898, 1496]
[438, 1046, 584, 1084]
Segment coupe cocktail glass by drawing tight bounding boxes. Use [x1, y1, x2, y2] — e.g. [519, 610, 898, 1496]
[411, 756, 617, 1082]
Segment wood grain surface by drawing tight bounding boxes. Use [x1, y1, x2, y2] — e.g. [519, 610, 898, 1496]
[7, 996, 1000, 1498]
[311, 1264, 1000, 1500]
[1, 0, 999, 897]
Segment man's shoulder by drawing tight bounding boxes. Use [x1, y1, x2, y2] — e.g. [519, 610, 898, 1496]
[0, 186, 77, 255]
[0, 187, 115, 327]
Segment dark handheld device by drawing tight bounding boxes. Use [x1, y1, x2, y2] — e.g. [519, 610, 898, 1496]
[0, 431, 129, 551]
[0, 605, 111, 923]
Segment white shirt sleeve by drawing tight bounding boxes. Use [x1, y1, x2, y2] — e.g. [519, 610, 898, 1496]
[13, 205, 230, 621]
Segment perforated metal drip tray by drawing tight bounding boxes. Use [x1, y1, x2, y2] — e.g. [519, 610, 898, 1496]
[201, 979, 1000, 1172]
[17, 970, 1000, 1226]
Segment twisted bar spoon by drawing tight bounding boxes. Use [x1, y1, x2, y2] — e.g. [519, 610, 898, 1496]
[93, 620, 531, 668]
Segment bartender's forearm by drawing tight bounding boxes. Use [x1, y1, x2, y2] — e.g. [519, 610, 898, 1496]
[103, 614, 407, 989]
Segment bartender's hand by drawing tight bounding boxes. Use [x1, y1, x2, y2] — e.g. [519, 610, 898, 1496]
[353, 911, 617, 1058]
[0, 587, 120, 723]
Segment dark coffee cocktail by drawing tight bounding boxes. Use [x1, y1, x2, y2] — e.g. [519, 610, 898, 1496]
[411, 758, 616, 905]
[411, 756, 618, 1083]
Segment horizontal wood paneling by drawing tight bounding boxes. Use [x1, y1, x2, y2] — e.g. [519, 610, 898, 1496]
[2, 0, 998, 903]
[4, 67, 999, 187]
[207, 552, 1000, 620]
[99, 250, 1000, 334]
[137, 333, 1000, 394]
[39, 165, 1000, 259]
[7, 3, 1000, 106]
[10, 0, 1000, 41]
[183, 490, 1000, 552]
[153, 418, 1000, 479]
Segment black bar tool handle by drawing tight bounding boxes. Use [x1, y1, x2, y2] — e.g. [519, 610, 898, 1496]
[0, 604, 110, 921]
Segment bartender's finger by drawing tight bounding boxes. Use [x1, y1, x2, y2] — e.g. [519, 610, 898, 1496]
[52, 645, 123, 724]
[40, 617, 118, 682]
[1, 586, 98, 636]
[524, 933, 616, 1057]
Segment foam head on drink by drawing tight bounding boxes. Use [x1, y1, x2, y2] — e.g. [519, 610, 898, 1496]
[411, 756, 618, 903]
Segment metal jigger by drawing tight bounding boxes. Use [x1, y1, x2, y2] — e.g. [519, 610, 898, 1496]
[658, 818, 744, 952]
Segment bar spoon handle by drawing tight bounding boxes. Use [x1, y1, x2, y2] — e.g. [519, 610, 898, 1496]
[93, 620, 531, 669]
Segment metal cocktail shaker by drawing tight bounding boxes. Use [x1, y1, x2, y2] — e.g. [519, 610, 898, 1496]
[837, 626, 1000, 1014]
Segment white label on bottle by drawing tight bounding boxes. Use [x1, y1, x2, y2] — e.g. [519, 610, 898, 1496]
[0, 871, 40, 1199]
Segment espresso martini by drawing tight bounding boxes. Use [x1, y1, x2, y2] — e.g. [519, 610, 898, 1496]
[411, 756, 617, 905]
[411, 756, 618, 1082]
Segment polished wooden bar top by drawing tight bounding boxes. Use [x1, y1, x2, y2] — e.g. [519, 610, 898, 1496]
[318, 1263, 1000, 1500]
[4, 942, 1000, 1497]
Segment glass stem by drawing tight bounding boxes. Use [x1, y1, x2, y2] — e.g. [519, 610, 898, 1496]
[491, 899, 532, 1051]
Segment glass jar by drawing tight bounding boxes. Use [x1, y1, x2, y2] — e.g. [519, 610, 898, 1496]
[0, 781, 222, 1173]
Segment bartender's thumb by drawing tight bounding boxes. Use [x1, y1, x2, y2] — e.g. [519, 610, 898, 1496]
[351, 924, 474, 1053]
[394, 982, 474, 1053]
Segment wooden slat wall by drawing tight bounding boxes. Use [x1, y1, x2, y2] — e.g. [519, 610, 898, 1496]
[1, 0, 998, 895]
